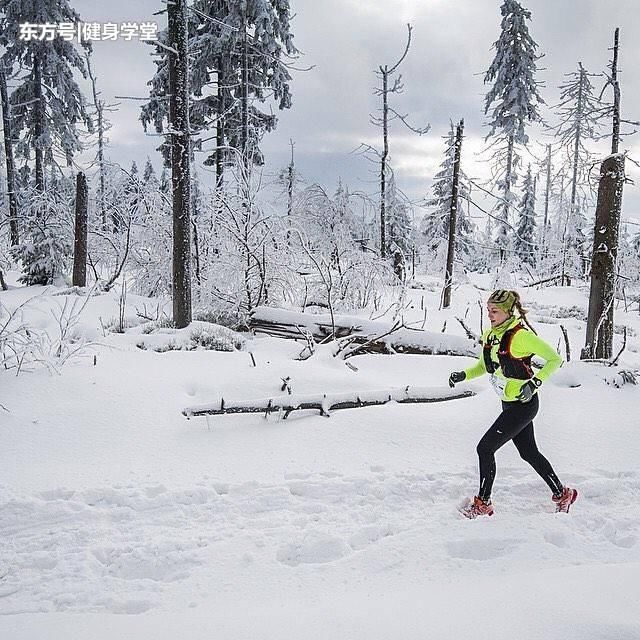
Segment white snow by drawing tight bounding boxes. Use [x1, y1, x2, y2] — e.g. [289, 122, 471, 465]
[1, 273, 639, 639]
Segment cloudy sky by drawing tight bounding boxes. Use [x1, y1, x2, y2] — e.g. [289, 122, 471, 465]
[72, 0, 640, 224]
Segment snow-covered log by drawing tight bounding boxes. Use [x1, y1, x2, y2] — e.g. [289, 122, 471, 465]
[249, 306, 478, 357]
[183, 386, 475, 419]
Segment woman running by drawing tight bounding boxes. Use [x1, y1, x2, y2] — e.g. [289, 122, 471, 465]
[448, 289, 577, 519]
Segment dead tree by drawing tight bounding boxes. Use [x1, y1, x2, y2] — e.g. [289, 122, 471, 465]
[72, 172, 88, 287]
[0, 65, 19, 246]
[168, 0, 192, 328]
[582, 29, 628, 360]
[85, 53, 116, 231]
[582, 154, 625, 360]
[370, 24, 429, 258]
[442, 119, 464, 309]
[610, 28, 621, 154]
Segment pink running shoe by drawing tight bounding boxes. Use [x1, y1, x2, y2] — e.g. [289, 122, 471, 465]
[459, 496, 495, 519]
[552, 487, 578, 513]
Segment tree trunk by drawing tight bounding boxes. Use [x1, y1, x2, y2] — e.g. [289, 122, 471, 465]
[215, 55, 225, 191]
[86, 54, 106, 229]
[33, 52, 45, 193]
[569, 65, 585, 217]
[442, 119, 464, 309]
[499, 134, 515, 262]
[542, 144, 551, 239]
[581, 154, 625, 360]
[0, 65, 19, 245]
[72, 172, 88, 287]
[240, 9, 249, 174]
[380, 67, 388, 258]
[168, 0, 192, 328]
[611, 28, 620, 155]
[286, 139, 294, 245]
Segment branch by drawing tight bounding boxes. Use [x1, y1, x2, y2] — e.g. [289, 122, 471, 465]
[387, 24, 413, 74]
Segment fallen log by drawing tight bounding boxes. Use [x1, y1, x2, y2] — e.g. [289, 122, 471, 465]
[183, 386, 476, 420]
[249, 306, 478, 357]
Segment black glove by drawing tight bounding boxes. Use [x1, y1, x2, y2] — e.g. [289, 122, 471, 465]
[516, 377, 542, 402]
[449, 371, 466, 388]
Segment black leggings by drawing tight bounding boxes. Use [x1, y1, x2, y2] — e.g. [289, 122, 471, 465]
[476, 394, 563, 501]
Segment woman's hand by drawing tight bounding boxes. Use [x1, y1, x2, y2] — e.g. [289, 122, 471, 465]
[449, 371, 466, 388]
[516, 377, 541, 402]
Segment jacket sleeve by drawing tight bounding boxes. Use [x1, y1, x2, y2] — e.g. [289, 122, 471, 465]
[463, 352, 487, 380]
[511, 330, 563, 383]
[463, 331, 489, 380]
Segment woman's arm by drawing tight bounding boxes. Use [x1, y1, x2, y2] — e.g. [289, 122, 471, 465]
[512, 331, 563, 382]
[464, 332, 489, 380]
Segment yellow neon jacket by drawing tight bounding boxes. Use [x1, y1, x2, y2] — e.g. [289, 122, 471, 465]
[464, 316, 563, 402]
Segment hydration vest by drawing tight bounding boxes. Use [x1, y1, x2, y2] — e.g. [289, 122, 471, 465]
[483, 323, 534, 380]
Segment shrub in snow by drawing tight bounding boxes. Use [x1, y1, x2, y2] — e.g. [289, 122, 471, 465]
[101, 316, 143, 334]
[1, 293, 96, 374]
[140, 318, 176, 334]
[193, 307, 247, 332]
[189, 325, 245, 352]
[136, 322, 245, 352]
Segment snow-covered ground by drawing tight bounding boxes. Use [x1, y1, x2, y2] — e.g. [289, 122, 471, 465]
[1, 273, 639, 639]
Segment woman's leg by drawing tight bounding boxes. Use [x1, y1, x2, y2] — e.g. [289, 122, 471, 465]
[476, 395, 539, 502]
[512, 422, 564, 496]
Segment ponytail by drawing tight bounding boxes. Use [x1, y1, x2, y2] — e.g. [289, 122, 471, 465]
[511, 290, 537, 335]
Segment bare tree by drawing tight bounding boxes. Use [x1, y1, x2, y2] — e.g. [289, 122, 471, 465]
[85, 53, 116, 231]
[369, 24, 429, 258]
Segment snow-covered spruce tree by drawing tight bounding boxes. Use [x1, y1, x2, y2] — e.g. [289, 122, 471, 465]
[551, 63, 603, 218]
[143, 157, 158, 185]
[0, 0, 93, 191]
[484, 0, 543, 260]
[386, 174, 414, 259]
[550, 63, 603, 278]
[0, 0, 93, 284]
[421, 124, 473, 268]
[141, 0, 298, 181]
[514, 165, 536, 267]
[10, 185, 73, 285]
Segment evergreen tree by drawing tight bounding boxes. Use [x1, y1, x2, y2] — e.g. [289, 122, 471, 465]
[386, 175, 414, 257]
[0, 0, 93, 191]
[422, 125, 473, 261]
[550, 63, 603, 275]
[515, 165, 537, 266]
[143, 157, 157, 184]
[484, 0, 543, 257]
[141, 0, 298, 176]
[551, 63, 603, 210]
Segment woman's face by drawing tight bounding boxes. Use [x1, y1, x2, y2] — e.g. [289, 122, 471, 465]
[487, 302, 510, 327]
